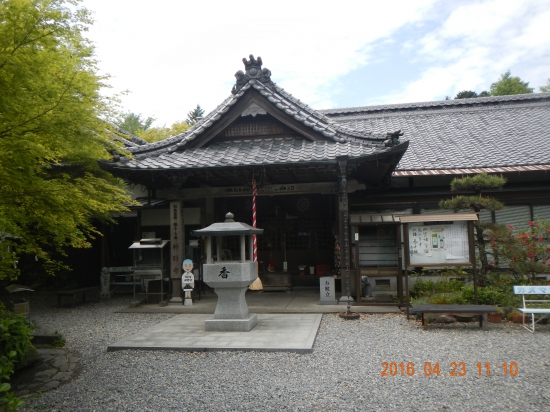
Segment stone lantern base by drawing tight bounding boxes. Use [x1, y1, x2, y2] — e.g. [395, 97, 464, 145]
[203, 261, 258, 332]
[205, 313, 258, 332]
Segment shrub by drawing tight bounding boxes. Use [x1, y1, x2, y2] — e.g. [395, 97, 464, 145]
[0, 304, 34, 411]
[488, 218, 550, 279]
[460, 285, 520, 307]
[410, 278, 465, 297]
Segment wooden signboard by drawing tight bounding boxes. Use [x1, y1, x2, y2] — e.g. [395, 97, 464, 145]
[401, 213, 479, 307]
[407, 221, 470, 266]
[401, 214, 477, 268]
[170, 201, 184, 279]
[159, 180, 366, 199]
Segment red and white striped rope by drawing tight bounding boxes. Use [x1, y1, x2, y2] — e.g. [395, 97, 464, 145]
[252, 178, 258, 262]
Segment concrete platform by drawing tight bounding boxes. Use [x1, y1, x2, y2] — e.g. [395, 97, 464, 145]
[108, 313, 322, 353]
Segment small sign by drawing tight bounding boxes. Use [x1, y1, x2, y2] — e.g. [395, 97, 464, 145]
[182, 273, 194, 284]
[318, 276, 337, 305]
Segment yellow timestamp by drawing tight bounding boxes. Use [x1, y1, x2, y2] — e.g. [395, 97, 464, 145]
[381, 362, 519, 377]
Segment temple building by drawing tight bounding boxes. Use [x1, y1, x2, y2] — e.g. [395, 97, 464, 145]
[99, 55, 550, 303]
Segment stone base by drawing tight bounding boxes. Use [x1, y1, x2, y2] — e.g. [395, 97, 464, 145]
[205, 313, 258, 332]
[318, 300, 337, 305]
[169, 296, 183, 303]
[339, 311, 361, 320]
[339, 295, 355, 304]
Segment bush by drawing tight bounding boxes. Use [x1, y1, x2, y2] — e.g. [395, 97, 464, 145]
[487, 218, 550, 279]
[0, 304, 34, 411]
[460, 285, 519, 307]
[428, 292, 465, 304]
[410, 278, 465, 297]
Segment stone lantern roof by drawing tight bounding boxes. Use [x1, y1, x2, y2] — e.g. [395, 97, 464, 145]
[192, 213, 264, 237]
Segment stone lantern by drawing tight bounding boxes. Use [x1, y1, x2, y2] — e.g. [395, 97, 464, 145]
[192, 212, 263, 332]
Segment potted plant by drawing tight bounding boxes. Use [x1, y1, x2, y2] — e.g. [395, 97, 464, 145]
[507, 310, 529, 323]
[488, 310, 503, 323]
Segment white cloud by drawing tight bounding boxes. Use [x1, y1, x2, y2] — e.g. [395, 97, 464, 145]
[84, 0, 436, 124]
[379, 0, 550, 104]
[83, 0, 550, 121]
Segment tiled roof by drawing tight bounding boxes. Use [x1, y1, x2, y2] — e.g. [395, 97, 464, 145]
[319, 92, 550, 115]
[322, 93, 550, 171]
[110, 137, 405, 171]
[107, 128, 148, 149]
[126, 80, 398, 160]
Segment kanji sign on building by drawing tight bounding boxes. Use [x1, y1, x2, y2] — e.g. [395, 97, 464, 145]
[170, 201, 184, 279]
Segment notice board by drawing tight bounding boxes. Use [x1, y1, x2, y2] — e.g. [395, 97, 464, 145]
[406, 221, 471, 266]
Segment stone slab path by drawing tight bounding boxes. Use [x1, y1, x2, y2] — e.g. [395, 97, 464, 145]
[11, 349, 81, 397]
[108, 313, 322, 353]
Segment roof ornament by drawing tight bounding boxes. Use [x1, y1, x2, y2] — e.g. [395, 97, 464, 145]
[231, 54, 273, 95]
[384, 130, 404, 147]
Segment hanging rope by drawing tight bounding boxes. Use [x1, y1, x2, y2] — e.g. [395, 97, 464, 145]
[249, 177, 263, 291]
[252, 178, 258, 262]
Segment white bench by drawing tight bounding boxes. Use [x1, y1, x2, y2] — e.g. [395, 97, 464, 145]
[513, 286, 550, 333]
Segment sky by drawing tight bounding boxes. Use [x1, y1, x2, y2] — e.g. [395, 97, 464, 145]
[82, 0, 550, 127]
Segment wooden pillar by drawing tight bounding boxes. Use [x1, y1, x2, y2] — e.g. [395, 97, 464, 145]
[206, 237, 213, 264]
[240, 235, 246, 262]
[205, 198, 215, 225]
[337, 158, 354, 303]
[216, 236, 222, 261]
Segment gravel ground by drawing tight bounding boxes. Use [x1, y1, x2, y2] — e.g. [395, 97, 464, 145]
[20, 293, 550, 412]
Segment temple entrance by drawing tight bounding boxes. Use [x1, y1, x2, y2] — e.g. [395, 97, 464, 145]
[214, 193, 337, 288]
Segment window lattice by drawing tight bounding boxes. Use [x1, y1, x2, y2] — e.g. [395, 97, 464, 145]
[222, 118, 294, 137]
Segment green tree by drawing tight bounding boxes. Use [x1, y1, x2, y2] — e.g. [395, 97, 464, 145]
[455, 90, 478, 99]
[540, 78, 550, 93]
[490, 70, 533, 96]
[478, 91, 491, 97]
[138, 120, 190, 143]
[439, 174, 507, 282]
[115, 112, 155, 135]
[186, 104, 205, 125]
[0, 0, 132, 280]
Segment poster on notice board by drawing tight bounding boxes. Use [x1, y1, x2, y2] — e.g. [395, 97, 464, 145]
[407, 221, 470, 265]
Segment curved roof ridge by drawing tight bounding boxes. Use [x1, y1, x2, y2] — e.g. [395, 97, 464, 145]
[111, 127, 149, 146]
[130, 91, 246, 157]
[251, 80, 391, 144]
[129, 75, 403, 159]
[320, 92, 550, 116]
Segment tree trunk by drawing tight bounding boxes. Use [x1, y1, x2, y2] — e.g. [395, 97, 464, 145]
[474, 221, 488, 285]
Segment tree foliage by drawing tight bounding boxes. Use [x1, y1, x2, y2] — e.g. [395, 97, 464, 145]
[115, 112, 155, 135]
[448, 173, 506, 193]
[0, 0, 132, 280]
[454, 90, 478, 99]
[439, 174, 507, 282]
[186, 104, 205, 125]
[540, 78, 550, 93]
[488, 219, 550, 279]
[490, 70, 534, 96]
[137, 120, 190, 143]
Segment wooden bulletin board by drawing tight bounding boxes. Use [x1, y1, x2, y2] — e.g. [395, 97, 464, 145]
[401, 214, 477, 268]
[401, 213, 479, 308]
[407, 221, 470, 266]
